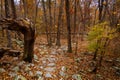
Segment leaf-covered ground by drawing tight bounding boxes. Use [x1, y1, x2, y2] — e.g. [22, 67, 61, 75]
[0, 35, 120, 80]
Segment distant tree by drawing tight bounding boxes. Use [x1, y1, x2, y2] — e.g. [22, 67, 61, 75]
[56, 0, 64, 46]
[0, 0, 4, 37]
[4, 0, 12, 48]
[73, 0, 77, 39]
[22, 0, 27, 18]
[11, 0, 17, 19]
[42, 0, 49, 45]
[98, 0, 104, 22]
[93, 0, 104, 60]
[74, 0, 78, 54]
[48, 0, 52, 46]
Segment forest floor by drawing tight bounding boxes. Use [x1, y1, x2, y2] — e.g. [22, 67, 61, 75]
[0, 35, 120, 80]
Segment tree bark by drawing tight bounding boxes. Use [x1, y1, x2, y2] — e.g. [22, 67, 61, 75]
[65, 0, 72, 53]
[73, 0, 77, 40]
[11, 0, 22, 40]
[56, 0, 64, 46]
[42, 0, 49, 45]
[53, 0, 56, 43]
[98, 0, 104, 22]
[48, 0, 52, 46]
[22, 0, 27, 18]
[23, 26, 35, 62]
[10, 0, 17, 19]
[4, 0, 12, 48]
[0, 0, 4, 37]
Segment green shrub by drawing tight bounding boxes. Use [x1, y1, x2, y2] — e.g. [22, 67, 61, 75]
[87, 22, 118, 52]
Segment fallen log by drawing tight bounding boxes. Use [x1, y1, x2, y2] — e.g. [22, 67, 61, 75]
[0, 47, 21, 58]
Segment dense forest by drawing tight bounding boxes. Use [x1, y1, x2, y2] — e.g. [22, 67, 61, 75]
[0, 0, 120, 80]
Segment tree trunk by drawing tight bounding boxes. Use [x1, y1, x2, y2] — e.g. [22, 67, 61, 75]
[98, 0, 104, 22]
[48, 0, 52, 46]
[4, 0, 12, 48]
[11, 0, 22, 40]
[22, 0, 27, 18]
[93, 48, 98, 60]
[56, 0, 64, 46]
[54, 0, 56, 27]
[10, 0, 17, 19]
[23, 27, 35, 62]
[78, 0, 84, 41]
[65, 0, 72, 53]
[42, 0, 49, 45]
[53, 0, 56, 43]
[33, 0, 40, 28]
[0, 0, 4, 37]
[93, 0, 104, 60]
[73, 0, 77, 41]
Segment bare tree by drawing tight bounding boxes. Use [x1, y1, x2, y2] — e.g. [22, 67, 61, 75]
[11, 0, 22, 40]
[74, 0, 78, 54]
[65, 0, 72, 53]
[48, 0, 52, 46]
[56, 0, 64, 46]
[73, 0, 77, 40]
[42, 0, 49, 45]
[11, 0, 17, 19]
[4, 0, 12, 48]
[22, 0, 27, 18]
[98, 0, 104, 22]
[0, 0, 4, 37]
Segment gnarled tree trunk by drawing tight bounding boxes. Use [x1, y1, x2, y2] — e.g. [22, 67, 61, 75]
[0, 18, 35, 63]
[23, 26, 35, 62]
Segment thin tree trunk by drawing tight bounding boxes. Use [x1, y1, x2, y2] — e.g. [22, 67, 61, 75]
[33, 0, 40, 29]
[22, 0, 27, 18]
[53, 0, 56, 42]
[75, 23, 80, 55]
[56, 0, 64, 46]
[54, 0, 56, 27]
[42, 0, 49, 45]
[93, 47, 99, 60]
[4, 0, 12, 48]
[111, 0, 117, 27]
[74, 0, 78, 54]
[92, 0, 105, 74]
[93, 7, 98, 25]
[0, 0, 4, 37]
[11, 0, 17, 19]
[73, 0, 77, 41]
[78, 0, 84, 41]
[11, 0, 22, 40]
[65, 0, 72, 53]
[48, 0, 52, 46]
[93, 0, 104, 60]
[98, 0, 104, 22]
